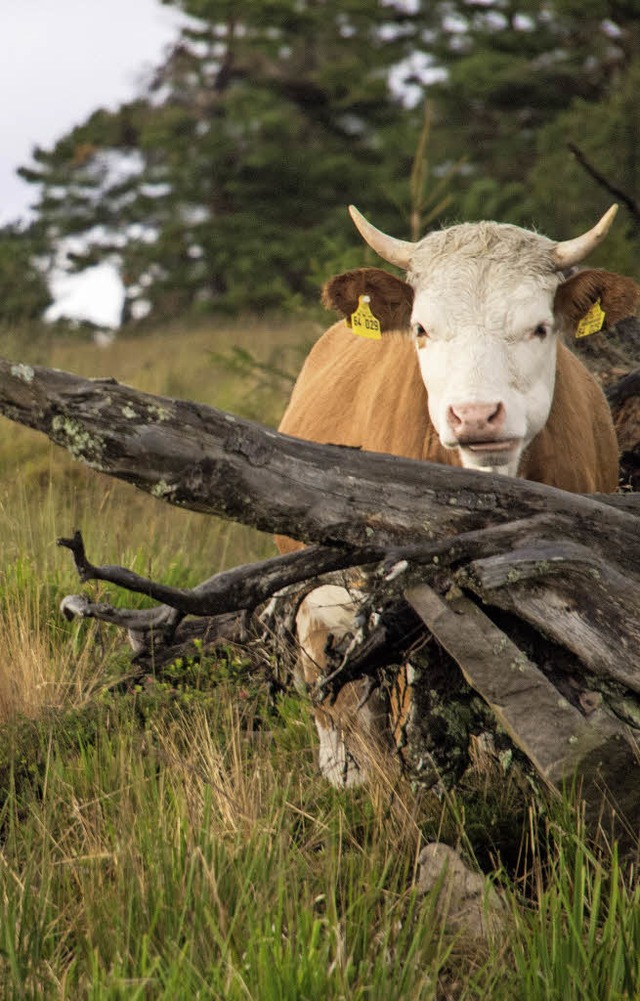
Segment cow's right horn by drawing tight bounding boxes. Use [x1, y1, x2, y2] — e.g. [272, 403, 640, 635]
[349, 205, 415, 270]
[553, 204, 619, 269]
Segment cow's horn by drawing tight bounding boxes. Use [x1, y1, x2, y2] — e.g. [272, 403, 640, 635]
[349, 205, 415, 270]
[553, 204, 619, 269]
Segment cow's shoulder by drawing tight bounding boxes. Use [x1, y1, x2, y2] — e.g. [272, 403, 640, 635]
[279, 320, 432, 456]
[521, 343, 618, 492]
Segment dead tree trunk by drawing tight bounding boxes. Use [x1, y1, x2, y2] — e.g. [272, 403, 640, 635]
[2, 358, 640, 822]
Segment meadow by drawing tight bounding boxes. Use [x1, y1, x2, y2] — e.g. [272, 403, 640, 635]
[0, 316, 639, 999]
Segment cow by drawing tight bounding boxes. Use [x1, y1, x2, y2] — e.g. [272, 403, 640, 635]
[277, 204, 640, 788]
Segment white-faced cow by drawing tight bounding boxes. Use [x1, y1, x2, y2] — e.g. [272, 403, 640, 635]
[277, 204, 640, 787]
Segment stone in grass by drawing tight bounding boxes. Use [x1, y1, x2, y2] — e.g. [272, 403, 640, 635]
[416, 843, 507, 945]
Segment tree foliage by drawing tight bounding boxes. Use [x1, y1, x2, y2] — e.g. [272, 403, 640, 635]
[0, 223, 52, 324]
[426, 1, 640, 234]
[20, 0, 435, 322]
[13, 0, 640, 326]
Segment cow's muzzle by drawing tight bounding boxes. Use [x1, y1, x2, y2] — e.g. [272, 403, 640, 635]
[447, 401, 506, 442]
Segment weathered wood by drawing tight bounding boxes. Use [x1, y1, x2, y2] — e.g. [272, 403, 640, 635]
[459, 542, 640, 693]
[57, 530, 374, 617]
[54, 516, 590, 629]
[606, 368, 640, 411]
[405, 584, 640, 819]
[606, 366, 640, 489]
[2, 355, 640, 818]
[0, 358, 638, 561]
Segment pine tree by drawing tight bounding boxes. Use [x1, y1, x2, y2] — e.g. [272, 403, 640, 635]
[20, 0, 640, 326]
[19, 0, 435, 323]
[526, 4, 640, 270]
[424, 0, 640, 245]
[0, 223, 52, 323]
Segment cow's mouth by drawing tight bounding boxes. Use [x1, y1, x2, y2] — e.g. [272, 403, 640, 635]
[462, 438, 520, 453]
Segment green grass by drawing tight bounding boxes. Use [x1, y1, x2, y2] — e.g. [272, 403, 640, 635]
[1, 690, 639, 999]
[0, 316, 300, 723]
[508, 820, 640, 1001]
[0, 317, 639, 998]
[0, 695, 442, 999]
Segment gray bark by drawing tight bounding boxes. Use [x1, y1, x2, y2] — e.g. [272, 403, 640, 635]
[0, 358, 638, 557]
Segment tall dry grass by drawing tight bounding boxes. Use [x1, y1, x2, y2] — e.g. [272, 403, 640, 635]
[0, 314, 316, 723]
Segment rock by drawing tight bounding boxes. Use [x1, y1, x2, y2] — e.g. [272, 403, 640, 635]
[416, 843, 507, 944]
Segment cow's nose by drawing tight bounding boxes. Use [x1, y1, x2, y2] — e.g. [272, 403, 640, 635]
[447, 402, 505, 440]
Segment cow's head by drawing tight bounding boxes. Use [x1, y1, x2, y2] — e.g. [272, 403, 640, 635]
[336, 205, 635, 476]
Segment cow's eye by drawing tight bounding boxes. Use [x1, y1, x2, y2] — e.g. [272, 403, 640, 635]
[533, 323, 549, 340]
[414, 322, 429, 339]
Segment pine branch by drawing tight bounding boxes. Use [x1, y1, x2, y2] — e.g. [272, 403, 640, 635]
[568, 142, 640, 227]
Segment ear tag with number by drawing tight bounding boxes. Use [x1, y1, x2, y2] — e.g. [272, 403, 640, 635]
[575, 299, 605, 339]
[350, 295, 382, 340]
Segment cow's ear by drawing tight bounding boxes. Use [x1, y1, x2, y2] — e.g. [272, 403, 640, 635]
[322, 267, 414, 334]
[554, 268, 640, 338]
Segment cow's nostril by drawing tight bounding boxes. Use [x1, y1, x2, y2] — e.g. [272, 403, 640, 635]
[488, 402, 505, 424]
[448, 405, 463, 428]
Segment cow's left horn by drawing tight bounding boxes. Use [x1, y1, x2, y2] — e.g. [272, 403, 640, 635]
[553, 204, 619, 269]
[349, 205, 415, 270]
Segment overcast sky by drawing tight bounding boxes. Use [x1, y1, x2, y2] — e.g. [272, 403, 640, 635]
[2, 0, 185, 224]
[1, 1, 186, 325]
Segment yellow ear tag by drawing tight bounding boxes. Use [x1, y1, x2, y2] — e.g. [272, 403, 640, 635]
[350, 295, 382, 340]
[575, 299, 605, 339]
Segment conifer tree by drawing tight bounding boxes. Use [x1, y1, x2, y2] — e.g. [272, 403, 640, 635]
[425, 0, 640, 234]
[19, 0, 433, 322]
[17, 0, 640, 325]
[0, 223, 52, 323]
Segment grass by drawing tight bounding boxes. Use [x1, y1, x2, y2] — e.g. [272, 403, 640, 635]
[0, 317, 639, 998]
[0, 696, 445, 999]
[0, 316, 305, 723]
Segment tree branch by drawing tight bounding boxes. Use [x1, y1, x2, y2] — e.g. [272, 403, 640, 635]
[57, 530, 375, 616]
[568, 142, 640, 226]
[56, 514, 603, 630]
[0, 358, 637, 568]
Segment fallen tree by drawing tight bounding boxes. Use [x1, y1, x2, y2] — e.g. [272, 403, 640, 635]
[2, 357, 640, 824]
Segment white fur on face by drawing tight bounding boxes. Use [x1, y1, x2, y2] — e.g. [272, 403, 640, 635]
[410, 249, 560, 476]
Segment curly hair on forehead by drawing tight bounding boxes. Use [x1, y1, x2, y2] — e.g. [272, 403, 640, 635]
[408, 221, 559, 283]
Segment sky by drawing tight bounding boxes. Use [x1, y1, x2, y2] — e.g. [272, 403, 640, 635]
[1, 0, 186, 326]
